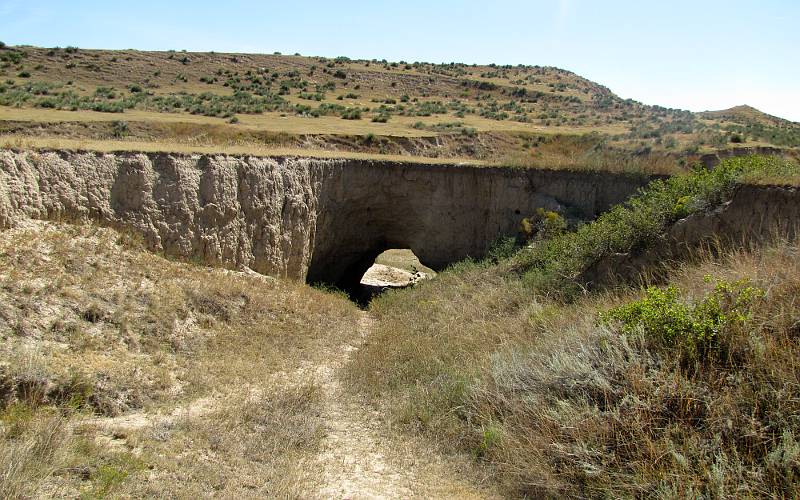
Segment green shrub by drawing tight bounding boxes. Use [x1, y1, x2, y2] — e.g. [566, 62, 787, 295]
[511, 155, 800, 296]
[94, 86, 116, 99]
[486, 236, 519, 263]
[341, 108, 361, 120]
[600, 277, 762, 363]
[111, 120, 129, 138]
[519, 208, 566, 242]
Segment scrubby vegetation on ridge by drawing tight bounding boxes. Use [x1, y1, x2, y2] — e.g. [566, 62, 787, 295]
[347, 155, 800, 497]
[1, 45, 798, 169]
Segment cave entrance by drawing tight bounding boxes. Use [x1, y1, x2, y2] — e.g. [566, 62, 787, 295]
[354, 249, 435, 305]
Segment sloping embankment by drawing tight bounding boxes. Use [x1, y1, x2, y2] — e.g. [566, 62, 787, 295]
[582, 183, 800, 287]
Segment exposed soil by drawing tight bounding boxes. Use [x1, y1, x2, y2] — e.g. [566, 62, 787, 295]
[312, 313, 495, 499]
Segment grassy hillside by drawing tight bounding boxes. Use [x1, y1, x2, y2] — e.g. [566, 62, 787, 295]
[1, 44, 798, 171]
[0, 221, 359, 497]
[347, 155, 800, 497]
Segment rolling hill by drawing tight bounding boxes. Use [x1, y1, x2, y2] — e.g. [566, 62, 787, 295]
[0, 44, 798, 171]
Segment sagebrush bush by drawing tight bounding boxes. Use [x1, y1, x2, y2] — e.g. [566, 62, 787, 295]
[341, 108, 362, 120]
[600, 277, 763, 364]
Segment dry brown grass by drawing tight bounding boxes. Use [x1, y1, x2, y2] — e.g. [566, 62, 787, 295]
[0, 106, 441, 138]
[0, 135, 491, 165]
[497, 134, 684, 175]
[0, 220, 359, 497]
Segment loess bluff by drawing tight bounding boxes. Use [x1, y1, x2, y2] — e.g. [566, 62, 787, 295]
[0, 150, 654, 288]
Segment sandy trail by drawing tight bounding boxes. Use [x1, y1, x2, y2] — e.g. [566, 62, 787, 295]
[83, 312, 494, 498]
[310, 313, 494, 499]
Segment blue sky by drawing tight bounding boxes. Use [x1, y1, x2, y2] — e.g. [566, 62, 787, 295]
[2, 0, 798, 121]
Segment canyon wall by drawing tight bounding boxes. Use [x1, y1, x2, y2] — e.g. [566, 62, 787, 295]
[0, 150, 655, 288]
[309, 160, 656, 287]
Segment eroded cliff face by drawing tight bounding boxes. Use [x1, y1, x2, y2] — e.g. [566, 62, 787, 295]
[0, 150, 655, 287]
[0, 150, 325, 278]
[309, 160, 656, 288]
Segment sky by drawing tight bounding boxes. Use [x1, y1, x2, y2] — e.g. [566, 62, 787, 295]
[1, 0, 798, 121]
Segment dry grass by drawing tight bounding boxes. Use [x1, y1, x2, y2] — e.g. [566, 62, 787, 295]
[0, 106, 629, 138]
[0, 135, 488, 165]
[111, 382, 327, 497]
[497, 139, 683, 175]
[0, 220, 359, 497]
[347, 235, 800, 497]
[0, 106, 441, 138]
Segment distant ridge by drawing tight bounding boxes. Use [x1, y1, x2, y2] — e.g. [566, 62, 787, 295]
[700, 105, 797, 127]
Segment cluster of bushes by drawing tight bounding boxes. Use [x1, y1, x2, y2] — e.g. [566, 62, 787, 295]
[400, 100, 448, 117]
[600, 276, 763, 364]
[724, 122, 800, 148]
[298, 92, 325, 101]
[340, 108, 362, 120]
[512, 156, 794, 296]
[0, 82, 145, 113]
[148, 91, 288, 117]
[626, 115, 699, 141]
[0, 48, 25, 66]
[462, 79, 498, 91]
[0, 80, 293, 117]
[519, 208, 567, 242]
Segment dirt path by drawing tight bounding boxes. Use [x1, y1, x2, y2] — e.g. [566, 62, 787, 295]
[83, 312, 494, 498]
[309, 313, 496, 499]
